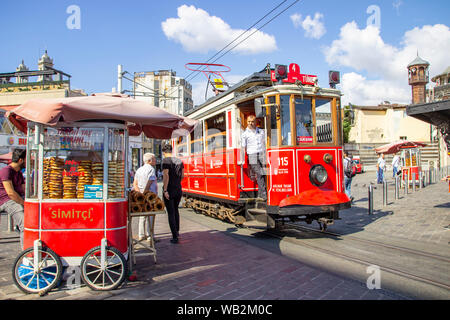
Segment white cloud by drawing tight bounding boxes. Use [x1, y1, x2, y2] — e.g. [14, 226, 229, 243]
[290, 12, 326, 39]
[324, 22, 450, 105]
[161, 5, 277, 55]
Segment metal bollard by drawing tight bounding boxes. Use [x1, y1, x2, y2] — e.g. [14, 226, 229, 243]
[394, 176, 399, 200]
[368, 185, 373, 215]
[419, 172, 423, 189]
[412, 173, 416, 192]
[383, 180, 388, 206]
[429, 168, 432, 184]
[405, 177, 408, 195]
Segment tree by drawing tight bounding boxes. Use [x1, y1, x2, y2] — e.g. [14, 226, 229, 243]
[343, 105, 354, 143]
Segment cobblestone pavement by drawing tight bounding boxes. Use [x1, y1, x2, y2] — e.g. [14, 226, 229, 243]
[332, 171, 450, 246]
[1, 175, 448, 301]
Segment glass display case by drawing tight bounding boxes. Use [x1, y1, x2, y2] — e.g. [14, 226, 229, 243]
[26, 122, 128, 201]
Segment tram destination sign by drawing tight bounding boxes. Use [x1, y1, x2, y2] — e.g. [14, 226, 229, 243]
[270, 63, 318, 86]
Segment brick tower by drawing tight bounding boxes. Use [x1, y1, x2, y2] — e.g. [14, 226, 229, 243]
[407, 53, 430, 104]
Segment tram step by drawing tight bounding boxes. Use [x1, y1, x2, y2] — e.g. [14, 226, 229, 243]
[247, 208, 267, 216]
[242, 219, 267, 229]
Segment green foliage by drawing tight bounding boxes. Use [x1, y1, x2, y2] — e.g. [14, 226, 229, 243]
[343, 105, 352, 143]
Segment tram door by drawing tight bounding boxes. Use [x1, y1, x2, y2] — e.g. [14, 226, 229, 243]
[238, 100, 266, 196]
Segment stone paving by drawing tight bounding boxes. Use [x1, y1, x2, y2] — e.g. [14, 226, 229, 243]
[333, 171, 450, 246]
[0, 174, 448, 300]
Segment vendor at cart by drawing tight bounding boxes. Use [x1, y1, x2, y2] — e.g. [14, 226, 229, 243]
[0, 148, 26, 247]
[133, 153, 158, 241]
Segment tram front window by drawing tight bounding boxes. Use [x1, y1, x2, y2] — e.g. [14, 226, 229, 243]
[294, 97, 313, 144]
[280, 95, 291, 145]
[315, 99, 333, 143]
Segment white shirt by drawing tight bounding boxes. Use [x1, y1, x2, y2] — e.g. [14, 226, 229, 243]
[377, 157, 386, 170]
[392, 155, 400, 168]
[241, 127, 265, 155]
[134, 163, 157, 194]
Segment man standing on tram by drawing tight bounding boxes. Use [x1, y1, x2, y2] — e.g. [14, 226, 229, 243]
[241, 115, 267, 201]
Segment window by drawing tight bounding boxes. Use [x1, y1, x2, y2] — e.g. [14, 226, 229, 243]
[280, 95, 291, 145]
[108, 128, 125, 199]
[268, 96, 278, 147]
[190, 121, 203, 154]
[315, 99, 333, 143]
[206, 113, 226, 152]
[176, 135, 189, 157]
[42, 127, 107, 200]
[294, 97, 313, 144]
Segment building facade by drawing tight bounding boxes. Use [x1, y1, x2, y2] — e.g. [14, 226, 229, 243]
[131, 70, 193, 165]
[348, 103, 431, 144]
[0, 51, 86, 155]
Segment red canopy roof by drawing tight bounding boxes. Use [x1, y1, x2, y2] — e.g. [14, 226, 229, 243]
[6, 95, 197, 139]
[374, 140, 427, 154]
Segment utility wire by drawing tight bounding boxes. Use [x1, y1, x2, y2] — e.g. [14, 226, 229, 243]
[165, 0, 299, 100]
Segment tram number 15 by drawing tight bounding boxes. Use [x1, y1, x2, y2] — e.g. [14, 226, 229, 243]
[278, 157, 289, 167]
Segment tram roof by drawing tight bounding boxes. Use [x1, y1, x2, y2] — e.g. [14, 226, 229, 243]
[185, 70, 341, 118]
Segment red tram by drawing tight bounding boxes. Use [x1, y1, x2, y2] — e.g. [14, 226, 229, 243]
[176, 63, 351, 230]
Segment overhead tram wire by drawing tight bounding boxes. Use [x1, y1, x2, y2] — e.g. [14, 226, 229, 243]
[182, 0, 288, 82]
[208, 0, 300, 66]
[165, 0, 299, 100]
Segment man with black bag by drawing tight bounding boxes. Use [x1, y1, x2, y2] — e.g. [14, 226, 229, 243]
[343, 151, 355, 202]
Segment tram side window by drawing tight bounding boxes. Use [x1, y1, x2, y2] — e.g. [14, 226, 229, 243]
[190, 121, 204, 154]
[176, 135, 189, 157]
[315, 99, 333, 143]
[268, 96, 278, 147]
[206, 113, 226, 152]
[294, 97, 313, 144]
[280, 95, 291, 146]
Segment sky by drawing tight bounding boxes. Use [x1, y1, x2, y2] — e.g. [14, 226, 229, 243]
[1, 0, 449, 108]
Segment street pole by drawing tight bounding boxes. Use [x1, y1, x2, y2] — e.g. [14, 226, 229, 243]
[368, 185, 374, 215]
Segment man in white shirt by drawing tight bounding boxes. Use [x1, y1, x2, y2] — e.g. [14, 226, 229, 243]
[391, 153, 400, 178]
[133, 153, 157, 241]
[241, 115, 267, 201]
[377, 153, 386, 184]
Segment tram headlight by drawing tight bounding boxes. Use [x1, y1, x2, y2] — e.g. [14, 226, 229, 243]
[309, 164, 328, 186]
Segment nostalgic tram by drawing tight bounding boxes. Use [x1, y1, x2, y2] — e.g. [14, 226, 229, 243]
[176, 63, 351, 230]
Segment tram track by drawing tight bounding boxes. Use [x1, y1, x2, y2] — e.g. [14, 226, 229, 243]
[283, 223, 450, 263]
[254, 222, 450, 293]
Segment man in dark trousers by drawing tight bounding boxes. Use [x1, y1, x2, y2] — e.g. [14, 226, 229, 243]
[162, 144, 184, 244]
[0, 148, 26, 247]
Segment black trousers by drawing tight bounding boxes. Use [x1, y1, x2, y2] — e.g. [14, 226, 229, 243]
[163, 192, 182, 240]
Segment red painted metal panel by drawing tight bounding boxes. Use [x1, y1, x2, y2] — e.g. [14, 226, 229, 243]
[106, 228, 128, 253]
[205, 151, 227, 176]
[267, 149, 296, 206]
[38, 230, 105, 257]
[23, 230, 39, 251]
[24, 201, 39, 229]
[41, 202, 104, 230]
[105, 201, 128, 229]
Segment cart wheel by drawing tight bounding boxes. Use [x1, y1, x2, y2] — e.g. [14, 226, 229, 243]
[12, 247, 62, 294]
[80, 246, 127, 291]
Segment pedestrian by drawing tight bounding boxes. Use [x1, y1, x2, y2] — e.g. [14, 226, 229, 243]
[241, 114, 267, 201]
[392, 152, 400, 178]
[162, 144, 184, 244]
[377, 153, 386, 184]
[0, 148, 26, 248]
[343, 151, 355, 202]
[133, 153, 157, 241]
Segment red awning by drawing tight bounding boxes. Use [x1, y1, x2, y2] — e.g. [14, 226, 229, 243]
[374, 141, 427, 154]
[7, 95, 197, 139]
